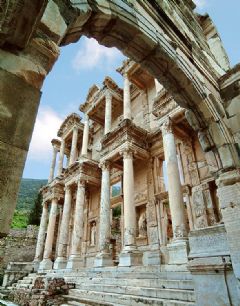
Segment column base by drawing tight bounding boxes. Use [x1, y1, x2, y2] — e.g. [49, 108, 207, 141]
[167, 239, 189, 264]
[118, 250, 143, 267]
[33, 260, 40, 272]
[53, 257, 67, 270]
[66, 255, 84, 270]
[94, 253, 114, 267]
[38, 258, 53, 271]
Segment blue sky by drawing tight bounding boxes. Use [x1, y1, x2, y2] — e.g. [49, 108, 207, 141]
[23, 1, 240, 179]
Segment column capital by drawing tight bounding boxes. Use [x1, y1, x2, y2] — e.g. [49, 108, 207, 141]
[64, 184, 72, 193]
[77, 179, 86, 188]
[99, 160, 111, 171]
[105, 90, 112, 100]
[120, 147, 134, 159]
[161, 117, 173, 136]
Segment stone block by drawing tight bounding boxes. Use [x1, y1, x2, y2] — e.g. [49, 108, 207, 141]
[167, 240, 189, 264]
[53, 257, 67, 270]
[118, 251, 143, 267]
[40, 0, 67, 44]
[228, 113, 240, 134]
[227, 96, 240, 117]
[38, 259, 53, 271]
[218, 144, 235, 170]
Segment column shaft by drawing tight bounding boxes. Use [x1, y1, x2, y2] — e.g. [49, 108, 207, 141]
[39, 198, 58, 270]
[69, 127, 78, 165]
[119, 150, 142, 266]
[54, 186, 72, 269]
[34, 202, 48, 262]
[105, 92, 112, 134]
[81, 116, 89, 156]
[161, 118, 187, 239]
[48, 147, 58, 183]
[67, 181, 86, 269]
[123, 151, 136, 249]
[57, 139, 65, 176]
[123, 73, 131, 120]
[94, 162, 113, 267]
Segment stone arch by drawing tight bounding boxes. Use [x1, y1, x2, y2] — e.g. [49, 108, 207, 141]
[0, 1, 239, 245]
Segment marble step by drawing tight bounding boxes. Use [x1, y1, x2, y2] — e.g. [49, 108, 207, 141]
[77, 284, 194, 302]
[61, 271, 193, 282]
[76, 277, 193, 290]
[64, 289, 195, 306]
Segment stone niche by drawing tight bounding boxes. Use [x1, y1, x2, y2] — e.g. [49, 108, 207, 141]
[136, 204, 148, 246]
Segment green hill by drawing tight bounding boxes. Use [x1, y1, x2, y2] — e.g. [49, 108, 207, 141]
[16, 178, 47, 211]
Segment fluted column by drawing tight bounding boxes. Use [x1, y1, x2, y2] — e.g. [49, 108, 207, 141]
[54, 185, 72, 269]
[104, 92, 112, 134]
[119, 149, 142, 266]
[123, 73, 131, 120]
[33, 202, 49, 269]
[39, 198, 58, 270]
[48, 145, 58, 183]
[67, 180, 86, 269]
[161, 118, 187, 240]
[69, 127, 78, 165]
[81, 115, 89, 156]
[94, 161, 113, 267]
[57, 139, 65, 176]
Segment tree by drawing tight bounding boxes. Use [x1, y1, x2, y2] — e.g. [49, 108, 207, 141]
[28, 191, 43, 226]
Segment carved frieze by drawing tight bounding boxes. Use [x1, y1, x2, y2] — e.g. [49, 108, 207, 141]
[152, 88, 177, 118]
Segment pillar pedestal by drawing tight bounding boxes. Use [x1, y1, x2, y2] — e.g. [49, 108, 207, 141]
[67, 255, 83, 270]
[94, 253, 114, 268]
[119, 251, 143, 267]
[167, 239, 189, 264]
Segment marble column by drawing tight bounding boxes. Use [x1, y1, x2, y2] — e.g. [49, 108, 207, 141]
[54, 185, 72, 269]
[57, 139, 65, 176]
[104, 92, 112, 134]
[123, 73, 131, 120]
[69, 127, 78, 165]
[48, 145, 58, 183]
[161, 118, 188, 264]
[81, 115, 89, 157]
[39, 198, 58, 270]
[94, 161, 113, 267]
[33, 202, 48, 270]
[119, 149, 142, 266]
[67, 180, 86, 269]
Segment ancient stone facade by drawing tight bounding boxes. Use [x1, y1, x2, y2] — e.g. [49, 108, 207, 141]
[0, 1, 240, 305]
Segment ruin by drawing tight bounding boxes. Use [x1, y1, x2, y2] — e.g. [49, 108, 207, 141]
[0, 1, 240, 305]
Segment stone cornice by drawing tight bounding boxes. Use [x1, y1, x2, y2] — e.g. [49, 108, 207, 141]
[152, 88, 177, 118]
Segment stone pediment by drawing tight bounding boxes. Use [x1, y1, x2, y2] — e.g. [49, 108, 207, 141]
[57, 113, 83, 138]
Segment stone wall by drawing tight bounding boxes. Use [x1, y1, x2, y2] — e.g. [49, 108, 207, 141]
[0, 226, 38, 284]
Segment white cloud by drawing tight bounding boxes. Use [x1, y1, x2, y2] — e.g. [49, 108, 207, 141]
[28, 107, 63, 162]
[72, 37, 122, 71]
[193, 0, 207, 9]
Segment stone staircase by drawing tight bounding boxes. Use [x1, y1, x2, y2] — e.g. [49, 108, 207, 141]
[8, 273, 37, 290]
[58, 266, 196, 306]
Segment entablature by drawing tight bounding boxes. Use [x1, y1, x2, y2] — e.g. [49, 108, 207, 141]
[100, 119, 149, 162]
[63, 159, 101, 187]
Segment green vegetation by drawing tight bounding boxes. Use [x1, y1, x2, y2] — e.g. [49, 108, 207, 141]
[11, 178, 47, 229]
[16, 178, 47, 211]
[11, 210, 29, 229]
